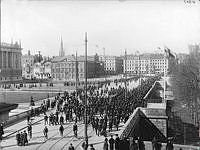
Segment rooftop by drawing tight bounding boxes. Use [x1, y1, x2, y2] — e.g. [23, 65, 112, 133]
[0, 103, 18, 113]
[1, 42, 22, 49]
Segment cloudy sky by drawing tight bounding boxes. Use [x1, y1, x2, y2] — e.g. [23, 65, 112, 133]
[1, 0, 200, 56]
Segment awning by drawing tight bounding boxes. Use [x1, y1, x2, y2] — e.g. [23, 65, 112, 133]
[120, 108, 167, 142]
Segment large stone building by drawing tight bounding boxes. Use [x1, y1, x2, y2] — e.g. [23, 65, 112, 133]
[123, 53, 176, 76]
[21, 50, 34, 79]
[0, 42, 22, 82]
[99, 55, 123, 75]
[51, 54, 103, 81]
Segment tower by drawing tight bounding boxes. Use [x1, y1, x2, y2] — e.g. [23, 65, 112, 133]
[59, 37, 65, 57]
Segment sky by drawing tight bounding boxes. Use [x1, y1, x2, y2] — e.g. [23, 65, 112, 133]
[1, 0, 200, 56]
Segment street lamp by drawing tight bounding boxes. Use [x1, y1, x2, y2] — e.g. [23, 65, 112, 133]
[84, 32, 88, 149]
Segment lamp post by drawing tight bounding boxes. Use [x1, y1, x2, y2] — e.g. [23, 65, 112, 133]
[75, 51, 78, 119]
[124, 49, 127, 102]
[84, 32, 88, 149]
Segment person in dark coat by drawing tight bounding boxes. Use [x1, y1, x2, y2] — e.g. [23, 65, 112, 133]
[152, 137, 157, 150]
[23, 130, 28, 146]
[43, 126, 48, 139]
[166, 139, 174, 150]
[16, 131, 21, 146]
[109, 135, 115, 150]
[138, 137, 145, 150]
[27, 124, 32, 139]
[59, 124, 64, 137]
[115, 134, 120, 150]
[0, 123, 4, 141]
[60, 115, 64, 125]
[68, 143, 75, 150]
[73, 122, 78, 137]
[103, 138, 109, 150]
[20, 132, 24, 146]
[44, 114, 48, 125]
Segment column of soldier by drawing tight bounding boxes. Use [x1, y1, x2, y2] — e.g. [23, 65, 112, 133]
[15, 76, 160, 147]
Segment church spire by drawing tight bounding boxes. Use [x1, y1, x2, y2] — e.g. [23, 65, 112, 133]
[59, 36, 65, 57]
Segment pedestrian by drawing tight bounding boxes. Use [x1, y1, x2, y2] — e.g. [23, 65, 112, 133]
[138, 137, 145, 150]
[60, 115, 64, 125]
[109, 120, 112, 132]
[73, 122, 78, 137]
[44, 114, 48, 125]
[27, 115, 30, 124]
[0, 123, 4, 141]
[20, 131, 24, 146]
[152, 137, 157, 150]
[16, 131, 21, 146]
[109, 135, 115, 150]
[166, 139, 174, 150]
[89, 144, 95, 150]
[43, 126, 48, 140]
[103, 138, 109, 150]
[59, 124, 64, 137]
[82, 141, 88, 150]
[23, 130, 28, 146]
[68, 143, 75, 150]
[131, 139, 138, 150]
[115, 134, 120, 150]
[27, 124, 32, 139]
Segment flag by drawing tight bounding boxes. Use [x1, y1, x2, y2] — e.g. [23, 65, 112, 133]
[164, 47, 175, 59]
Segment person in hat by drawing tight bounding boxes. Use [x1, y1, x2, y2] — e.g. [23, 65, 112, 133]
[68, 143, 75, 150]
[166, 139, 174, 150]
[16, 131, 21, 146]
[103, 138, 108, 150]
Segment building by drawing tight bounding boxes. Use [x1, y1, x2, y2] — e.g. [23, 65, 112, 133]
[32, 61, 51, 79]
[43, 61, 52, 78]
[188, 44, 200, 59]
[177, 53, 189, 64]
[99, 55, 123, 75]
[51, 54, 103, 81]
[0, 42, 22, 82]
[21, 50, 34, 79]
[123, 53, 176, 76]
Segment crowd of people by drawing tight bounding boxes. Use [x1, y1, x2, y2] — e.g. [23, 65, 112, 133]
[6, 75, 162, 149]
[16, 130, 28, 146]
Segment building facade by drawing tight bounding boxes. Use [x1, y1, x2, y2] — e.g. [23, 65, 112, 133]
[123, 53, 171, 76]
[32, 61, 51, 79]
[0, 42, 22, 82]
[51, 55, 103, 81]
[21, 50, 34, 79]
[188, 44, 200, 59]
[99, 55, 123, 75]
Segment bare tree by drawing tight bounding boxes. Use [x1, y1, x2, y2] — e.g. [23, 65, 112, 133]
[171, 55, 199, 126]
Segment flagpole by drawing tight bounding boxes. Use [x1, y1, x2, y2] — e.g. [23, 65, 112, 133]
[125, 49, 127, 102]
[163, 47, 166, 102]
[75, 51, 78, 104]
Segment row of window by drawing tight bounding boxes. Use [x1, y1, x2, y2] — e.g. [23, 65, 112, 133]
[52, 63, 84, 68]
[52, 68, 83, 73]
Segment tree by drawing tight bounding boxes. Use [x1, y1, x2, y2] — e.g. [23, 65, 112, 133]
[171, 55, 199, 126]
